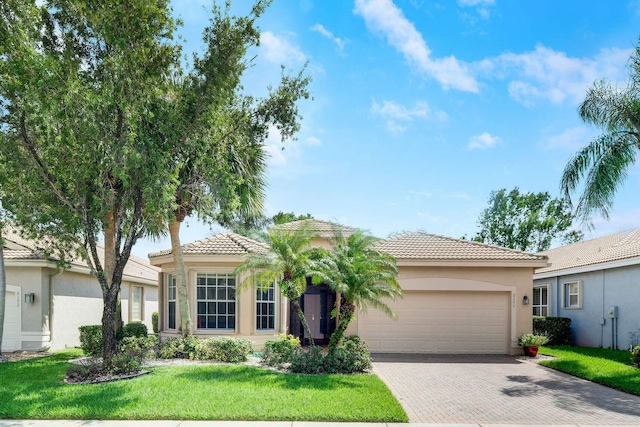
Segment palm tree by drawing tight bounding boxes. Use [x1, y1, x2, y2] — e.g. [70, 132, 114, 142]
[561, 44, 640, 222]
[315, 229, 402, 353]
[235, 224, 319, 345]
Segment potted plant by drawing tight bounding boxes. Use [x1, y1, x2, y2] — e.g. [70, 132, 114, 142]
[518, 333, 549, 357]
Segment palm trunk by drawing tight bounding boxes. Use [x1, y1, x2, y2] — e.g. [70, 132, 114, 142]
[169, 217, 192, 337]
[328, 297, 355, 353]
[291, 298, 314, 346]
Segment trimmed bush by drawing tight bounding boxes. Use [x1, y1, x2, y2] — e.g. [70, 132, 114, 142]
[632, 346, 640, 368]
[119, 335, 158, 361]
[533, 316, 572, 345]
[262, 334, 301, 367]
[324, 336, 372, 373]
[78, 325, 103, 356]
[151, 312, 159, 334]
[194, 337, 253, 363]
[158, 336, 199, 359]
[117, 322, 149, 341]
[290, 345, 326, 374]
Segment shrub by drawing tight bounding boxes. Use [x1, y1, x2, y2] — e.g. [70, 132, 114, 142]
[632, 346, 640, 368]
[262, 334, 301, 367]
[119, 335, 158, 361]
[290, 345, 326, 374]
[110, 352, 143, 376]
[533, 316, 571, 345]
[158, 336, 199, 359]
[117, 322, 149, 341]
[194, 337, 253, 363]
[325, 335, 372, 373]
[151, 312, 159, 334]
[78, 325, 103, 357]
[66, 357, 103, 383]
[518, 333, 549, 347]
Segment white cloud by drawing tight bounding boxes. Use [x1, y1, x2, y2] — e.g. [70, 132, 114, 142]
[483, 45, 632, 106]
[546, 126, 596, 150]
[371, 99, 447, 133]
[305, 136, 322, 146]
[260, 31, 306, 64]
[468, 132, 501, 149]
[310, 24, 346, 53]
[354, 0, 479, 92]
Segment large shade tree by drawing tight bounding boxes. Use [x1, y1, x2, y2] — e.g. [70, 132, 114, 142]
[235, 224, 319, 345]
[472, 188, 583, 252]
[162, 1, 310, 337]
[561, 41, 640, 222]
[314, 229, 402, 353]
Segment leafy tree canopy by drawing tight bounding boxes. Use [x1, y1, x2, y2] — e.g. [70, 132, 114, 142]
[472, 188, 583, 252]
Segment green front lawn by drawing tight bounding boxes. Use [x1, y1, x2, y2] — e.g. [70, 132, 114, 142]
[0, 350, 407, 422]
[539, 346, 640, 395]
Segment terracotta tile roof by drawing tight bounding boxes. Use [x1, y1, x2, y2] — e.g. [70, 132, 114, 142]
[535, 228, 640, 274]
[3, 226, 159, 282]
[375, 232, 547, 262]
[272, 219, 355, 235]
[148, 232, 269, 257]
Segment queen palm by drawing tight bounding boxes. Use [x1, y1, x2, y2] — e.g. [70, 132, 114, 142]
[235, 224, 318, 345]
[315, 229, 402, 353]
[561, 44, 640, 221]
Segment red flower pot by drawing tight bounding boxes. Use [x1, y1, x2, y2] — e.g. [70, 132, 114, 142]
[523, 346, 538, 357]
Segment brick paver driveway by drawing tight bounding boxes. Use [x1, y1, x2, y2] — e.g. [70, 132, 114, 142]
[372, 353, 640, 425]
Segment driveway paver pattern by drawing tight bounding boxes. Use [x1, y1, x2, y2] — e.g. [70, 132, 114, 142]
[372, 353, 640, 425]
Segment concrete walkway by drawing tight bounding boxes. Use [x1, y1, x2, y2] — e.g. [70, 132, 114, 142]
[371, 353, 640, 425]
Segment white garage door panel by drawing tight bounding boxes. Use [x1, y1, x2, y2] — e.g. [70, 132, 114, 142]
[3, 289, 22, 352]
[360, 290, 510, 354]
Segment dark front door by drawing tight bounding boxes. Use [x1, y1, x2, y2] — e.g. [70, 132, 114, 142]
[295, 281, 335, 345]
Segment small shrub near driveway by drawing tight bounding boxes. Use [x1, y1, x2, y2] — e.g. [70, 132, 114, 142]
[290, 335, 373, 374]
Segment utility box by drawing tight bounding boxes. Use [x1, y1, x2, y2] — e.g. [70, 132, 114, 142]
[608, 306, 618, 318]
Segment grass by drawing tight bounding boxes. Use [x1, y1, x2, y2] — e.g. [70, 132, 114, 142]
[0, 349, 407, 422]
[539, 346, 640, 396]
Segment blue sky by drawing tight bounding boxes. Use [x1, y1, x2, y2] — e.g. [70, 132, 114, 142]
[134, 0, 640, 258]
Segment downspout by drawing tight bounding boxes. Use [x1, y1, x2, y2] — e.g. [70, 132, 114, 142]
[48, 267, 64, 347]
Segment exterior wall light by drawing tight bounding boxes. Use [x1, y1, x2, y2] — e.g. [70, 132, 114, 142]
[522, 295, 529, 305]
[24, 293, 35, 304]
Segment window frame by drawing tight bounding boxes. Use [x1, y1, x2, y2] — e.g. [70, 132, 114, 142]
[195, 272, 237, 332]
[167, 273, 177, 330]
[532, 284, 550, 316]
[131, 285, 143, 322]
[563, 280, 582, 309]
[256, 281, 276, 332]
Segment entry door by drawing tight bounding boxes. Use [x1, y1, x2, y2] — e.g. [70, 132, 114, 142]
[3, 285, 22, 351]
[303, 294, 323, 340]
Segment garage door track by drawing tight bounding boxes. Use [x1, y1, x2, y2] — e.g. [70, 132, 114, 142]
[372, 353, 640, 425]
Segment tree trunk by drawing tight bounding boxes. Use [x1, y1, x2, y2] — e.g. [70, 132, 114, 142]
[291, 298, 314, 346]
[169, 217, 192, 337]
[328, 296, 355, 353]
[101, 212, 118, 368]
[0, 231, 6, 355]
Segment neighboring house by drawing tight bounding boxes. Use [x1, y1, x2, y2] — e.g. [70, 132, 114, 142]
[533, 228, 640, 350]
[2, 228, 159, 352]
[150, 219, 547, 355]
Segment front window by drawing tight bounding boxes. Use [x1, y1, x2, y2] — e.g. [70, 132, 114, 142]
[167, 274, 176, 330]
[256, 282, 275, 330]
[132, 286, 143, 321]
[196, 273, 236, 330]
[532, 285, 549, 316]
[564, 281, 581, 309]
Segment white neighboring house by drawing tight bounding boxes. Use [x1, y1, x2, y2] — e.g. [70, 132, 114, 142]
[1, 228, 159, 352]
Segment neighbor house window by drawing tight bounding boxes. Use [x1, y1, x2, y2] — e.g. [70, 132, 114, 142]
[533, 285, 549, 316]
[256, 282, 275, 331]
[167, 274, 176, 330]
[563, 281, 581, 309]
[132, 286, 143, 321]
[196, 273, 236, 330]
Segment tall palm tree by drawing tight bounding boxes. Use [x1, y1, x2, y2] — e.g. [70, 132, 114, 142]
[235, 224, 318, 345]
[561, 44, 640, 222]
[315, 229, 402, 353]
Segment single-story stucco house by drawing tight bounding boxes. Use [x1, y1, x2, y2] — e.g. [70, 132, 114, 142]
[533, 227, 640, 350]
[149, 219, 547, 355]
[2, 228, 159, 352]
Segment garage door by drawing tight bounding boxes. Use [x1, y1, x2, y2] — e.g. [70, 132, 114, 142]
[3, 286, 22, 352]
[359, 290, 510, 354]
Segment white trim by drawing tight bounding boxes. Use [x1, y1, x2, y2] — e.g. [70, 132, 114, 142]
[532, 284, 550, 316]
[562, 280, 582, 309]
[534, 256, 640, 280]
